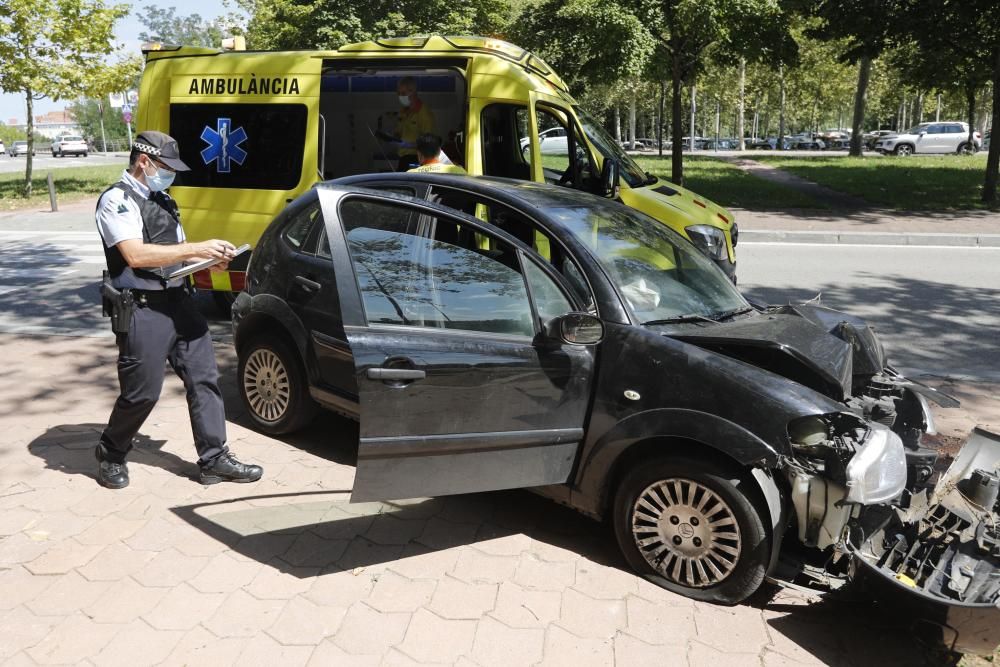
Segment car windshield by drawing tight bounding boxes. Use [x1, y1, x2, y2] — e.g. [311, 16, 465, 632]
[575, 108, 649, 188]
[548, 204, 749, 323]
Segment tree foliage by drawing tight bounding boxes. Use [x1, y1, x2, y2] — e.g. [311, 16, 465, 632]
[237, 0, 512, 50]
[136, 5, 226, 47]
[0, 0, 128, 196]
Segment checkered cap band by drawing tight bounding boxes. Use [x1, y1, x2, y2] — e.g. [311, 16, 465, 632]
[133, 142, 162, 156]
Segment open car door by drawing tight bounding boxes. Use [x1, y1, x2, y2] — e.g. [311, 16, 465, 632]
[318, 187, 597, 502]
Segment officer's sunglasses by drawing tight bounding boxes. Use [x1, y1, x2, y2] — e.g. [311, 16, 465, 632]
[145, 155, 176, 174]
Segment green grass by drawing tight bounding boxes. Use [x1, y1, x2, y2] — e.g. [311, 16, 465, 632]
[752, 154, 993, 211]
[0, 163, 125, 211]
[632, 155, 827, 210]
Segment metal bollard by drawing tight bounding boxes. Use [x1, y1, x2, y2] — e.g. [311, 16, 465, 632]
[47, 172, 58, 212]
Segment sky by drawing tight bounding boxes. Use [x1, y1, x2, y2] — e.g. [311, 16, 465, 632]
[0, 0, 232, 125]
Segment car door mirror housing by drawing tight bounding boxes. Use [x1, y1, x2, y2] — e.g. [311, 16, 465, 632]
[600, 159, 620, 199]
[539, 312, 604, 346]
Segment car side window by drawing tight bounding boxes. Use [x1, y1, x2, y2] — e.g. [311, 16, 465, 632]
[283, 200, 323, 253]
[424, 186, 594, 310]
[523, 257, 572, 324]
[340, 199, 535, 337]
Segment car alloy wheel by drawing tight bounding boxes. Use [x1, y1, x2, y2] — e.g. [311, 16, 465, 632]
[243, 347, 291, 423]
[895, 144, 913, 156]
[613, 456, 768, 604]
[238, 333, 317, 435]
[631, 478, 742, 587]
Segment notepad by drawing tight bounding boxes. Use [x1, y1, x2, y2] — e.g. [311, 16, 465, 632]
[165, 243, 251, 281]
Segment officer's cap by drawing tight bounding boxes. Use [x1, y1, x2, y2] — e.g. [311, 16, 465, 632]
[133, 130, 190, 172]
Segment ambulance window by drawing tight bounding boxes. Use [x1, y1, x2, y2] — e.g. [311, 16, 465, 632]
[170, 103, 307, 190]
[480, 103, 531, 181]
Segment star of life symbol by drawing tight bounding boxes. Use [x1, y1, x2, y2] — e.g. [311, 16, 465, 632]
[200, 118, 248, 173]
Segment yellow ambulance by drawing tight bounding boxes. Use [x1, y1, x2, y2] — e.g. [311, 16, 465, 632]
[137, 35, 738, 304]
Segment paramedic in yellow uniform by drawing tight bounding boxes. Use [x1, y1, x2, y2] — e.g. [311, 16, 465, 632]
[408, 134, 467, 174]
[395, 76, 435, 171]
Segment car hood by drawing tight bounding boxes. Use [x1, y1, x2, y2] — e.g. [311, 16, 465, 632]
[660, 304, 886, 401]
[620, 178, 735, 252]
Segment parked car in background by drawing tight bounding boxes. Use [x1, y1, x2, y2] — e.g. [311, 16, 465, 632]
[51, 135, 88, 157]
[0, 139, 5, 156]
[520, 126, 568, 155]
[230, 175, 1000, 654]
[983, 130, 991, 151]
[788, 134, 825, 150]
[701, 138, 738, 150]
[863, 130, 894, 150]
[874, 122, 981, 155]
[9, 141, 34, 157]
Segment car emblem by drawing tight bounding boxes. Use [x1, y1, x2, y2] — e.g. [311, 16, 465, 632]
[200, 118, 248, 173]
[624, 390, 640, 401]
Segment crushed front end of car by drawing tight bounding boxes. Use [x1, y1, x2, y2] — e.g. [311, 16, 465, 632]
[847, 427, 1000, 655]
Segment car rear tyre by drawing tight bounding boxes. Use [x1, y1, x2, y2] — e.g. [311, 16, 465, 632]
[612, 456, 769, 605]
[894, 144, 913, 156]
[239, 334, 317, 435]
[957, 142, 977, 155]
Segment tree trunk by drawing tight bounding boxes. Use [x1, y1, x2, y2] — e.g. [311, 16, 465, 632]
[936, 93, 942, 122]
[850, 55, 872, 157]
[715, 99, 720, 151]
[778, 64, 786, 150]
[658, 80, 665, 156]
[629, 91, 637, 150]
[737, 58, 746, 150]
[23, 89, 34, 198]
[916, 91, 924, 124]
[966, 83, 977, 151]
[613, 104, 621, 143]
[983, 48, 1000, 204]
[671, 54, 684, 185]
[689, 84, 697, 152]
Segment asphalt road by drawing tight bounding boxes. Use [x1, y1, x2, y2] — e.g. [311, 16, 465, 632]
[739, 241, 1000, 383]
[0, 153, 124, 174]
[0, 222, 996, 381]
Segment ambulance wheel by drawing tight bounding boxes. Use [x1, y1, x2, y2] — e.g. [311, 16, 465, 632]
[239, 333, 317, 435]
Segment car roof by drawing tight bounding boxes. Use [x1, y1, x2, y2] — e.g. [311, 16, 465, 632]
[327, 173, 631, 222]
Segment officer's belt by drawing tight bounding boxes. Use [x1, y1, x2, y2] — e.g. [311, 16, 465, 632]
[132, 286, 189, 306]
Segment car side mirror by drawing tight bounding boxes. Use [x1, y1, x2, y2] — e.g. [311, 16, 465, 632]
[918, 131, 926, 136]
[538, 312, 604, 347]
[600, 159, 620, 199]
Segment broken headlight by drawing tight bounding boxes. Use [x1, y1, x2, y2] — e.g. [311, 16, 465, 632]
[844, 424, 907, 504]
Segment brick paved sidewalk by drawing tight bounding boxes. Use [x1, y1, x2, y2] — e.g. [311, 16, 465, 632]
[2, 333, 996, 666]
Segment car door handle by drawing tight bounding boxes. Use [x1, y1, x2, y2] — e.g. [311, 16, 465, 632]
[293, 275, 321, 293]
[366, 368, 426, 381]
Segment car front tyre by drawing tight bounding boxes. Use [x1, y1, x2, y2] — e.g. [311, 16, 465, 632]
[239, 333, 317, 435]
[894, 144, 913, 156]
[612, 456, 769, 605]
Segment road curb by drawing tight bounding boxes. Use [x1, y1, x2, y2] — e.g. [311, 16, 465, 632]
[740, 229, 1000, 247]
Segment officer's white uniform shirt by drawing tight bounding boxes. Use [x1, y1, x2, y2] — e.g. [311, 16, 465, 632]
[96, 169, 185, 249]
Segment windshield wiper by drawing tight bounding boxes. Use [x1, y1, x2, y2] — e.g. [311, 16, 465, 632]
[643, 313, 718, 325]
[713, 306, 756, 321]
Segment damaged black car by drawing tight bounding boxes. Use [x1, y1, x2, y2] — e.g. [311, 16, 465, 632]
[232, 174, 999, 654]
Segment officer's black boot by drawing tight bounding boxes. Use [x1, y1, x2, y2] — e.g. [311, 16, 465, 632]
[199, 451, 263, 485]
[95, 444, 129, 489]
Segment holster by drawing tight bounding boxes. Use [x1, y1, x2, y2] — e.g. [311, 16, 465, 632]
[100, 270, 135, 335]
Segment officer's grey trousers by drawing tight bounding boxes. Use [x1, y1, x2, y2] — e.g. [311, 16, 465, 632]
[100, 294, 227, 466]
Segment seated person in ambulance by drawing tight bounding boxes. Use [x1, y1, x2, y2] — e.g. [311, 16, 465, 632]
[408, 134, 467, 174]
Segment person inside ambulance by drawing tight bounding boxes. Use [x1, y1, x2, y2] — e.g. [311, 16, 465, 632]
[390, 76, 435, 170]
[408, 134, 467, 174]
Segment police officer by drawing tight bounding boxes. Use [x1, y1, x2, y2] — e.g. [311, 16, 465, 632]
[94, 130, 262, 489]
[408, 133, 467, 174]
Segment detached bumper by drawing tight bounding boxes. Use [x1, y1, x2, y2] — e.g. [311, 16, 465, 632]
[848, 428, 1000, 655]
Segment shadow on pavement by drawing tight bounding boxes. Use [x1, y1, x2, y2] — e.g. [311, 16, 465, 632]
[27, 424, 193, 481]
[743, 272, 1000, 380]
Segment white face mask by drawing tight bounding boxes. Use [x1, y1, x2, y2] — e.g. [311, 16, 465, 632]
[398, 94, 412, 108]
[143, 160, 175, 192]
